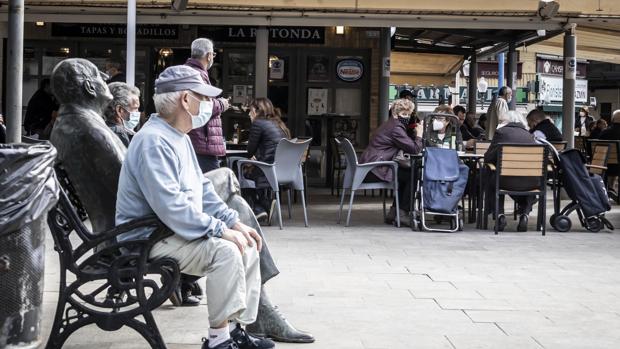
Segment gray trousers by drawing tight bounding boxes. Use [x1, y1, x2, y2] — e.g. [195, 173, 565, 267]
[205, 167, 280, 284]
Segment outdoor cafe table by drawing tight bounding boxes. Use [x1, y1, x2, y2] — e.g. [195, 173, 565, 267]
[407, 152, 484, 229]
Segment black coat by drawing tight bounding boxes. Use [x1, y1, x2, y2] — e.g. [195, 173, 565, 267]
[599, 124, 620, 176]
[531, 119, 563, 142]
[246, 118, 288, 188]
[574, 115, 594, 136]
[485, 122, 539, 191]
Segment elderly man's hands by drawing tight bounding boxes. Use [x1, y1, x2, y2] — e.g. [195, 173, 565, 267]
[221, 222, 262, 254]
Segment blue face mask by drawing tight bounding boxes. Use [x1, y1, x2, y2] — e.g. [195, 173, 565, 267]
[123, 111, 141, 130]
[188, 95, 214, 129]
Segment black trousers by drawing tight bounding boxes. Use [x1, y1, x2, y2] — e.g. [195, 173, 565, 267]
[363, 166, 412, 210]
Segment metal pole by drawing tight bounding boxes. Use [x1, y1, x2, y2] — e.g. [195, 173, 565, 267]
[6, 0, 23, 143]
[507, 42, 517, 110]
[254, 26, 269, 99]
[378, 27, 391, 124]
[126, 0, 136, 86]
[562, 25, 577, 148]
[467, 51, 477, 114]
[497, 53, 504, 90]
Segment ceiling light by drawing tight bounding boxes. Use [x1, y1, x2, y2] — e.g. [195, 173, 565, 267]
[35, 21, 45, 27]
[335, 26, 345, 35]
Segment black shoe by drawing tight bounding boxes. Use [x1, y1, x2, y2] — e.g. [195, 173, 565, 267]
[202, 338, 239, 349]
[497, 214, 507, 232]
[231, 324, 275, 349]
[190, 280, 204, 299]
[517, 214, 529, 232]
[169, 285, 183, 306]
[256, 211, 268, 223]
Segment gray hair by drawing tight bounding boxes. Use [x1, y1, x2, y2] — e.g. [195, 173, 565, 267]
[104, 82, 140, 122]
[153, 91, 184, 118]
[191, 38, 214, 59]
[500, 110, 528, 128]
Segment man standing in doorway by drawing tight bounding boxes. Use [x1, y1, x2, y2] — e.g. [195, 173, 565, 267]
[185, 38, 231, 173]
[486, 86, 511, 139]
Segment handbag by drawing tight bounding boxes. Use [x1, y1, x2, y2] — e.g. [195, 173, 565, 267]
[393, 150, 411, 168]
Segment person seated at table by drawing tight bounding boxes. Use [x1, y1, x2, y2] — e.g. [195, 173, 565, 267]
[243, 97, 291, 223]
[427, 105, 463, 149]
[484, 110, 538, 232]
[526, 109, 562, 142]
[589, 118, 608, 139]
[599, 110, 620, 193]
[359, 98, 423, 226]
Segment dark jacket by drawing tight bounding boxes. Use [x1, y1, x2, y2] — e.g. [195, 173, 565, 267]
[24, 88, 58, 135]
[484, 122, 539, 191]
[599, 123, 620, 176]
[0, 123, 5, 143]
[531, 119, 563, 142]
[185, 58, 226, 157]
[359, 118, 423, 182]
[247, 118, 288, 163]
[574, 115, 594, 136]
[106, 121, 134, 148]
[599, 123, 620, 141]
[460, 123, 485, 141]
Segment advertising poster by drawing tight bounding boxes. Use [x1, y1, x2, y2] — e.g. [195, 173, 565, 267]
[308, 88, 328, 115]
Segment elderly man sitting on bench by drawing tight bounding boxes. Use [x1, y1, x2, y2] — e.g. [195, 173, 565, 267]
[116, 65, 273, 349]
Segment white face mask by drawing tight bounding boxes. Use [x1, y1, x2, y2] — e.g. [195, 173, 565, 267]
[188, 95, 214, 129]
[124, 111, 140, 130]
[432, 119, 445, 131]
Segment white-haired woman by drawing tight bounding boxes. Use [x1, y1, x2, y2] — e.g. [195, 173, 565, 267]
[359, 98, 424, 226]
[484, 110, 538, 232]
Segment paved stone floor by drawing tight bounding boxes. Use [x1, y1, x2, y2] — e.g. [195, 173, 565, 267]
[39, 190, 620, 349]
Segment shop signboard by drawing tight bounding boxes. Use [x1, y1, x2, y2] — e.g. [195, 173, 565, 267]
[537, 74, 588, 104]
[51, 23, 179, 39]
[536, 57, 587, 78]
[477, 62, 523, 79]
[198, 26, 325, 44]
[393, 85, 529, 104]
[336, 60, 364, 82]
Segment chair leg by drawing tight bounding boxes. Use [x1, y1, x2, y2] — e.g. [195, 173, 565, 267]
[345, 190, 356, 227]
[382, 189, 387, 219]
[287, 189, 292, 219]
[394, 185, 400, 228]
[494, 192, 500, 235]
[275, 191, 283, 230]
[541, 193, 546, 236]
[338, 188, 347, 224]
[300, 189, 309, 227]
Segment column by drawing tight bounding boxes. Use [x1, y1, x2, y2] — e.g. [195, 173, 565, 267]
[507, 42, 517, 110]
[497, 53, 504, 90]
[467, 51, 477, 114]
[126, 0, 136, 86]
[254, 27, 269, 99]
[378, 27, 391, 124]
[562, 25, 577, 148]
[6, 0, 24, 143]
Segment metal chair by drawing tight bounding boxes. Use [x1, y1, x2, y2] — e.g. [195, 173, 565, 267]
[330, 137, 347, 196]
[337, 137, 400, 227]
[237, 138, 311, 229]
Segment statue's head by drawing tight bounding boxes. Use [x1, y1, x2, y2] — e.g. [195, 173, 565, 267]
[51, 58, 113, 112]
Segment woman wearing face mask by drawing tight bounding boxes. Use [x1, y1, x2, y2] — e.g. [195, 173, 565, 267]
[426, 104, 463, 149]
[574, 106, 594, 136]
[103, 82, 141, 147]
[359, 98, 424, 226]
[243, 98, 291, 222]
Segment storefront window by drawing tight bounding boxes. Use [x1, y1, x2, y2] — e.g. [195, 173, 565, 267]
[42, 47, 71, 76]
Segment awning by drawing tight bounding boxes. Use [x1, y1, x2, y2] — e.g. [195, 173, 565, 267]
[529, 25, 620, 65]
